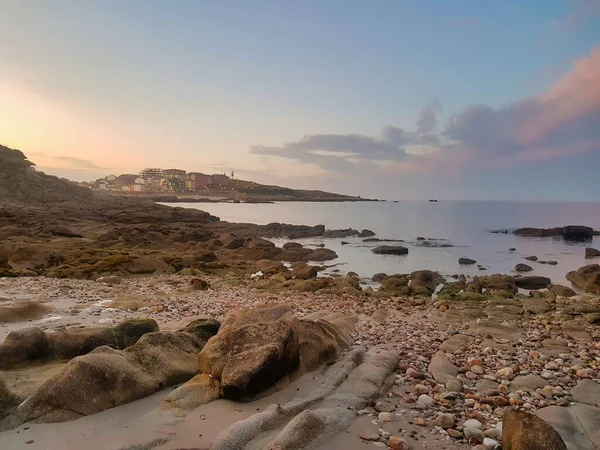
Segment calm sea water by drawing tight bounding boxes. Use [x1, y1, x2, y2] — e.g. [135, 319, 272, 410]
[167, 201, 600, 284]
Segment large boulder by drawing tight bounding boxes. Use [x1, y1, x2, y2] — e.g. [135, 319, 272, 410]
[515, 276, 551, 290]
[566, 264, 600, 294]
[0, 318, 159, 369]
[198, 305, 354, 401]
[586, 247, 600, 258]
[372, 245, 409, 255]
[0, 301, 51, 323]
[302, 248, 338, 262]
[410, 270, 444, 296]
[548, 284, 577, 297]
[0, 378, 20, 421]
[503, 410, 567, 450]
[12, 319, 219, 424]
[562, 225, 594, 240]
[536, 404, 600, 450]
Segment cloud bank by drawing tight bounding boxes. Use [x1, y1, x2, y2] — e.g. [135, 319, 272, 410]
[251, 46, 600, 176]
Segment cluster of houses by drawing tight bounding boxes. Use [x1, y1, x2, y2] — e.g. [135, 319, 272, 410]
[90, 168, 232, 193]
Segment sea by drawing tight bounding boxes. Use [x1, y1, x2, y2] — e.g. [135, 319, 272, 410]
[165, 201, 600, 284]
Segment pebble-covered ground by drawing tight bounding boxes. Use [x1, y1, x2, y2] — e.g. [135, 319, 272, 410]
[1, 275, 599, 449]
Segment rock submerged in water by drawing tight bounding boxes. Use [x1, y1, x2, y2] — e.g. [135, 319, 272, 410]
[524, 255, 538, 261]
[372, 245, 408, 255]
[566, 264, 600, 294]
[512, 225, 595, 240]
[586, 247, 600, 258]
[459, 257, 477, 265]
[515, 263, 533, 272]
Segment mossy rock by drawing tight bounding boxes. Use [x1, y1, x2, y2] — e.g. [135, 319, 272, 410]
[180, 318, 220, 342]
[455, 291, 488, 301]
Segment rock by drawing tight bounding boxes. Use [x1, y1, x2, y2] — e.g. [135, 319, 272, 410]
[282, 242, 303, 250]
[387, 436, 410, 450]
[509, 248, 516, 251]
[0, 318, 159, 369]
[371, 272, 388, 282]
[406, 368, 425, 379]
[548, 284, 577, 297]
[0, 301, 51, 323]
[571, 380, 600, 407]
[536, 403, 600, 450]
[522, 298, 551, 315]
[14, 324, 219, 424]
[291, 263, 318, 280]
[515, 263, 533, 272]
[483, 437, 500, 449]
[358, 229, 376, 237]
[372, 245, 409, 256]
[437, 413, 456, 429]
[255, 259, 286, 274]
[538, 260, 558, 265]
[418, 394, 434, 407]
[340, 241, 349, 245]
[448, 429, 463, 438]
[95, 276, 122, 285]
[429, 351, 459, 379]
[459, 258, 477, 265]
[322, 228, 360, 239]
[464, 419, 484, 430]
[465, 427, 486, 444]
[359, 427, 380, 441]
[198, 305, 354, 400]
[510, 374, 547, 392]
[379, 411, 392, 422]
[0, 377, 20, 420]
[379, 275, 410, 295]
[160, 373, 220, 412]
[51, 225, 82, 238]
[302, 248, 338, 262]
[566, 264, 600, 294]
[524, 256, 538, 261]
[410, 270, 444, 296]
[515, 276, 551, 290]
[190, 278, 210, 290]
[586, 247, 600, 258]
[562, 225, 594, 240]
[503, 410, 567, 450]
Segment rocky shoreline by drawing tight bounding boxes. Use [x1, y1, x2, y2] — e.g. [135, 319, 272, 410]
[1, 145, 600, 450]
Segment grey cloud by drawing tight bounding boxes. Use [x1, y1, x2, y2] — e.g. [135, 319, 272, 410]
[53, 156, 106, 170]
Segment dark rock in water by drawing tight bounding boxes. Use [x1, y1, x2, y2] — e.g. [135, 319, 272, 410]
[515, 276, 551, 290]
[515, 263, 533, 272]
[303, 248, 337, 262]
[566, 264, 600, 294]
[421, 241, 431, 246]
[585, 247, 600, 258]
[451, 274, 459, 279]
[286, 225, 325, 239]
[458, 258, 476, 265]
[548, 284, 577, 297]
[363, 238, 404, 243]
[341, 241, 349, 245]
[358, 229, 375, 237]
[282, 242, 303, 250]
[416, 236, 426, 241]
[538, 260, 558, 265]
[524, 255, 538, 261]
[371, 272, 388, 282]
[51, 226, 83, 238]
[509, 248, 516, 251]
[562, 225, 594, 240]
[372, 245, 409, 256]
[322, 229, 360, 239]
[512, 225, 595, 240]
[503, 410, 567, 450]
[478, 266, 487, 270]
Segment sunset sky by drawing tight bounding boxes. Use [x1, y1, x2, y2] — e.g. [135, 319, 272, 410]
[1, 0, 599, 200]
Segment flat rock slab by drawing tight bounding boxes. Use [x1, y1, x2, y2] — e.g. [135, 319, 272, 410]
[571, 380, 600, 407]
[510, 374, 547, 392]
[439, 334, 474, 352]
[537, 403, 600, 450]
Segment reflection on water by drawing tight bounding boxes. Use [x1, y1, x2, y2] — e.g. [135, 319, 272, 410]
[166, 201, 600, 284]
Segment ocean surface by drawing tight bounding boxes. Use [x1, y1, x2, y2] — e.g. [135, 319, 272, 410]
[166, 201, 600, 284]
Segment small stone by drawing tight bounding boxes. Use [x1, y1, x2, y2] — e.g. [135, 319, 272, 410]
[497, 367, 514, 379]
[483, 437, 500, 449]
[412, 417, 427, 426]
[466, 371, 478, 379]
[464, 427, 486, 444]
[484, 428, 502, 440]
[471, 365, 484, 374]
[373, 443, 387, 448]
[406, 368, 425, 379]
[437, 413, 456, 429]
[414, 384, 430, 395]
[378, 412, 392, 422]
[465, 398, 476, 407]
[418, 394, 435, 407]
[464, 419, 483, 430]
[447, 429, 463, 438]
[359, 428, 380, 441]
[387, 436, 411, 450]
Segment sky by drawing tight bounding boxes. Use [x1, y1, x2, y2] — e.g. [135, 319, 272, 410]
[1, 0, 599, 201]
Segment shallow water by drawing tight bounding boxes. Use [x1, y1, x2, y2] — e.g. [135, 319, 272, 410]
[167, 201, 600, 284]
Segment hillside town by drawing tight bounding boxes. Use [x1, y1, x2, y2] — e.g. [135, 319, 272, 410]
[86, 168, 234, 193]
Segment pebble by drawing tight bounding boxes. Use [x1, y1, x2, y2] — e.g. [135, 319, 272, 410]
[378, 412, 392, 422]
[387, 436, 411, 450]
[437, 413, 456, 429]
[417, 394, 434, 407]
[463, 419, 483, 430]
[483, 437, 500, 449]
[464, 427, 486, 444]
